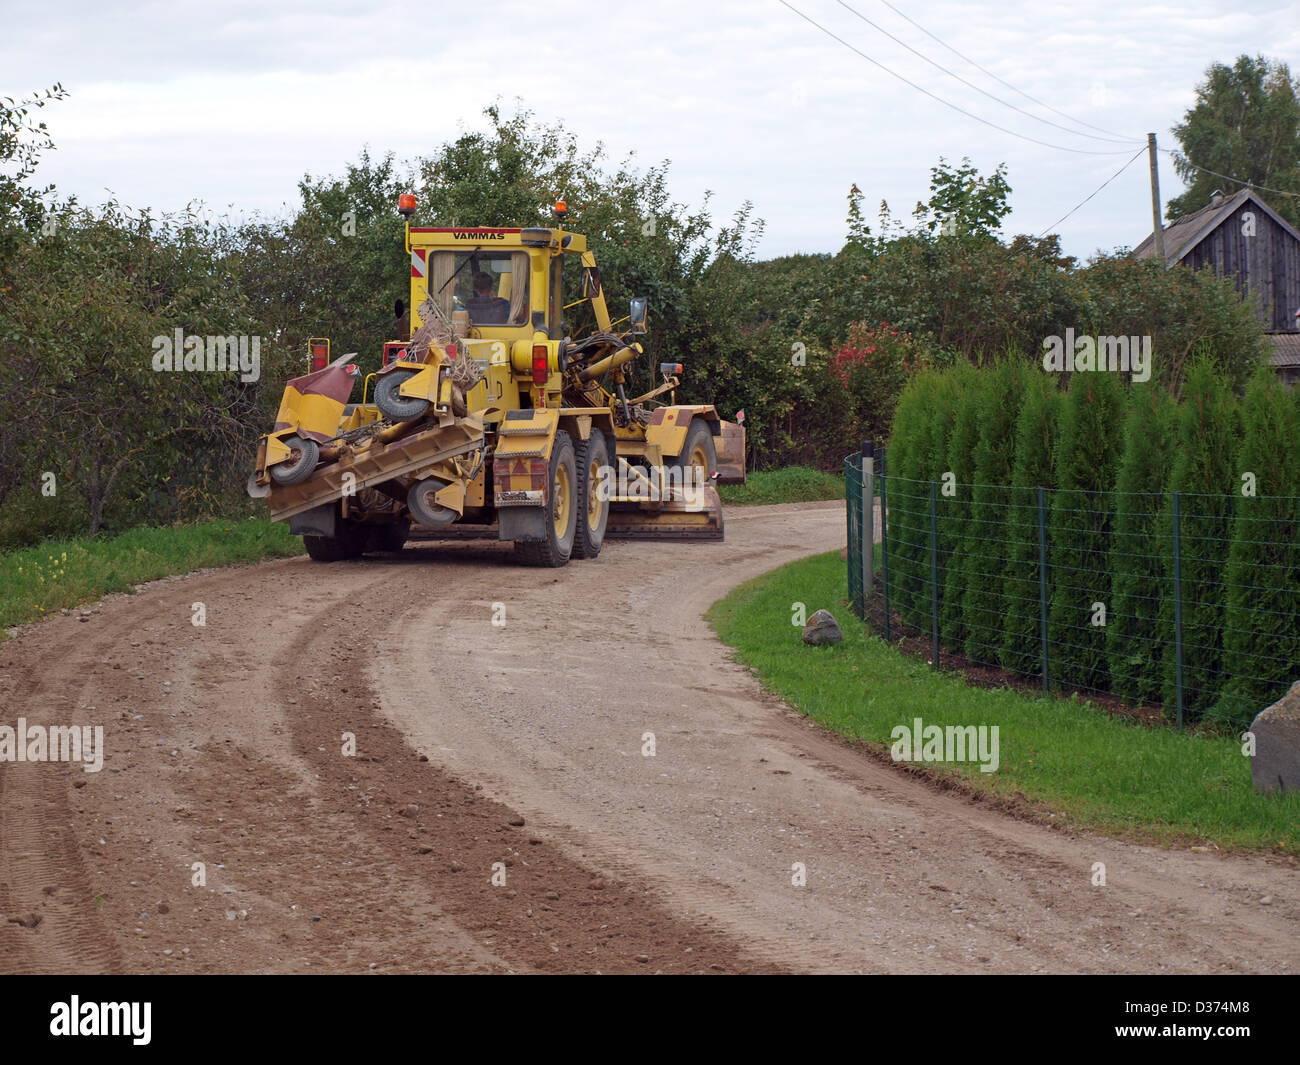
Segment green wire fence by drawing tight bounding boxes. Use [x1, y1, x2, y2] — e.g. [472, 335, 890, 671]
[845, 446, 1300, 730]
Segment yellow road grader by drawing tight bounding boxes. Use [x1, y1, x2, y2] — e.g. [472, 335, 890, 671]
[248, 196, 745, 566]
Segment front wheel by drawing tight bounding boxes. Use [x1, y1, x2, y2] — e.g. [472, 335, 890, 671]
[514, 430, 578, 567]
[573, 429, 610, 559]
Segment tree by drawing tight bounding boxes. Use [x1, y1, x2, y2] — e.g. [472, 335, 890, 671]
[1159, 354, 1241, 720]
[1167, 55, 1300, 228]
[912, 157, 1012, 239]
[1000, 374, 1060, 676]
[939, 364, 981, 653]
[1046, 371, 1125, 691]
[961, 360, 1029, 667]
[1106, 383, 1177, 705]
[1212, 369, 1300, 729]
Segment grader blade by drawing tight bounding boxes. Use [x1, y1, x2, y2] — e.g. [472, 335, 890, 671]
[605, 485, 725, 541]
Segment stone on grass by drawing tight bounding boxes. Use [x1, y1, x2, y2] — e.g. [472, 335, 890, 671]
[802, 610, 843, 646]
[1249, 680, 1300, 794]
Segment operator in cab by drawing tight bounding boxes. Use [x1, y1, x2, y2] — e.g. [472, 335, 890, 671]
[465, 271, 509, 325]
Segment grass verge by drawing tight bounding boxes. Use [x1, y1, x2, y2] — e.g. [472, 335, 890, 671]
[0, 519, 301, 636]
[707, 549, 1300, 854]
[719, 466, 844, 506]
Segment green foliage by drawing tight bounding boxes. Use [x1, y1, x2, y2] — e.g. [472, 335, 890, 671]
[939, 364, 981, 652]
[1212, 370, 1300, 728]
[1167, 55, 1300, 228]
[1106, 384, 1177, 704]
[1159, 355, 1241, 719]
[960, 360, 1029, 665]
[1046, 371, 1126, 691]
[884, 372, 939, 629]
[912, 157, 1012, 239]
[999, 375, 1060, 675]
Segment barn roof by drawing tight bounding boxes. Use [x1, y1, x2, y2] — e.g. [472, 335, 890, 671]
[1133, 188, 1300, 263]
[1268, 331, 1300, 369]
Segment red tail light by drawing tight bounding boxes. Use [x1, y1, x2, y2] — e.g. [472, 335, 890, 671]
[532, 344, 549, 386]
[310, 341, 329, 371]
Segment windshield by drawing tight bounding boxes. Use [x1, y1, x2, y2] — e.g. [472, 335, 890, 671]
[428, 250, 530, 328]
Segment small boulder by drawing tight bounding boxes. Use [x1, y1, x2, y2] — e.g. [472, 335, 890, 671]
[802, 609, 843, 646]
[1249, 681, 1300, 794]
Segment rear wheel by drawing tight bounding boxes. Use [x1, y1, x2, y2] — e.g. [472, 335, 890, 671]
[671, 420, 716, 500]
[375, 369, 430, 422]
[303, 519, 367, 562]
[573, 429, 610, 560]
[269, 434, 319, 486]
[514, 430, 577, 567]
[370, 518, 410, 553]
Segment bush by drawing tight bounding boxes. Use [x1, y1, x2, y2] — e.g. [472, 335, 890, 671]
[1211, 369, 1300, 729]
[961, 359, 1029, 666]
[1159, 355, 1241, 720]
[1106, 383, 1177, 704]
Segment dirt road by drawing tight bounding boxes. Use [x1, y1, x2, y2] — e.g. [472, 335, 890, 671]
[1, 501, 1296, 974]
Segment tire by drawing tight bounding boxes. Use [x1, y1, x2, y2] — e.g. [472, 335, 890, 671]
[514, 430, 578, 567]
[573, 429, 610, 560]
[671, 420, 717, 500]
[407, 477, 458, 527]
[370, 518, 410, 553]
[303, 519, 367, 561]
[375, 369, 430, 422]
[269, 434, 319, 486]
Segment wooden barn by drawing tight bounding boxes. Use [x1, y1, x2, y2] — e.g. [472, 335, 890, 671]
[1134, 188, 1300, 379]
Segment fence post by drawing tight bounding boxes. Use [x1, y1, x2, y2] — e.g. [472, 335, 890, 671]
[1172, 490, 1185, 729]
[861, 440, 874, 598]
[880, 454, 891, 642]
[1037, 486, 1049, 694]
[930, 479, 940, 667]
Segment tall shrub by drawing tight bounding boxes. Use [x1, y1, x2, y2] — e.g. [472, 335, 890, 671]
[1046, 370, 1125, 691]
[1000, 375, 1061, 675]
[961, 360, 1029, 666]
[1159, 354, 1240, 720]
[1106, 383, 1177, 704]
[1211, 369, 1300, 729]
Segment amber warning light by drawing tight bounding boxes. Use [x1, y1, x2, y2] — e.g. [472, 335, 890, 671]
[398, 193, 417, 217]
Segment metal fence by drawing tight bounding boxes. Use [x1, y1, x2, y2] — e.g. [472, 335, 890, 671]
[845, 445, 1300, 729]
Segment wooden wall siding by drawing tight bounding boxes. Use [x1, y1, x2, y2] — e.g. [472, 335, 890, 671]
[1183, 207, 1300, 331]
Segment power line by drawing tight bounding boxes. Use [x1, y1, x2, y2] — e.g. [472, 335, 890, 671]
[1037, 147, 1147, 237]
[1161, 150, 1300, 199]
[778, 0, 1145, 156]
[876, 0, 1142, 144]
[836, 0, 1139, 145]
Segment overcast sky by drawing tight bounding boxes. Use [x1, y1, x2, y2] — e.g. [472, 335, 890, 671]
[4, 0, 1298, 261]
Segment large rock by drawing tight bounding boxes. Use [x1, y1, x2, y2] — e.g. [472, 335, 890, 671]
[802, 609, 843, 646]
[1250, 681, 1300, 794]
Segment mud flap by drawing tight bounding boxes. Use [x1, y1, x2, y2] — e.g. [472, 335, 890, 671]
[498, 506, 547, 542]
[289, 502, 338, 538]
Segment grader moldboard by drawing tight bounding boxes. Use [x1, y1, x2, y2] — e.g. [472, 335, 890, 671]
[249, 196, 746, 566]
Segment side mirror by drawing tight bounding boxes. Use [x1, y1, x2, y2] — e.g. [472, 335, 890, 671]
[394, 298, 405, 320]
[629, 297, 648, 335]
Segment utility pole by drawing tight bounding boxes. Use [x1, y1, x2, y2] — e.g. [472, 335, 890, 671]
[1148, 133, 1166, 260]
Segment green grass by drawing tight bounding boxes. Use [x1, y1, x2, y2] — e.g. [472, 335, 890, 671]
[708, 550, 1300, 853]
[0, 519, 301, 636]
[719, 466, 844, 506]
